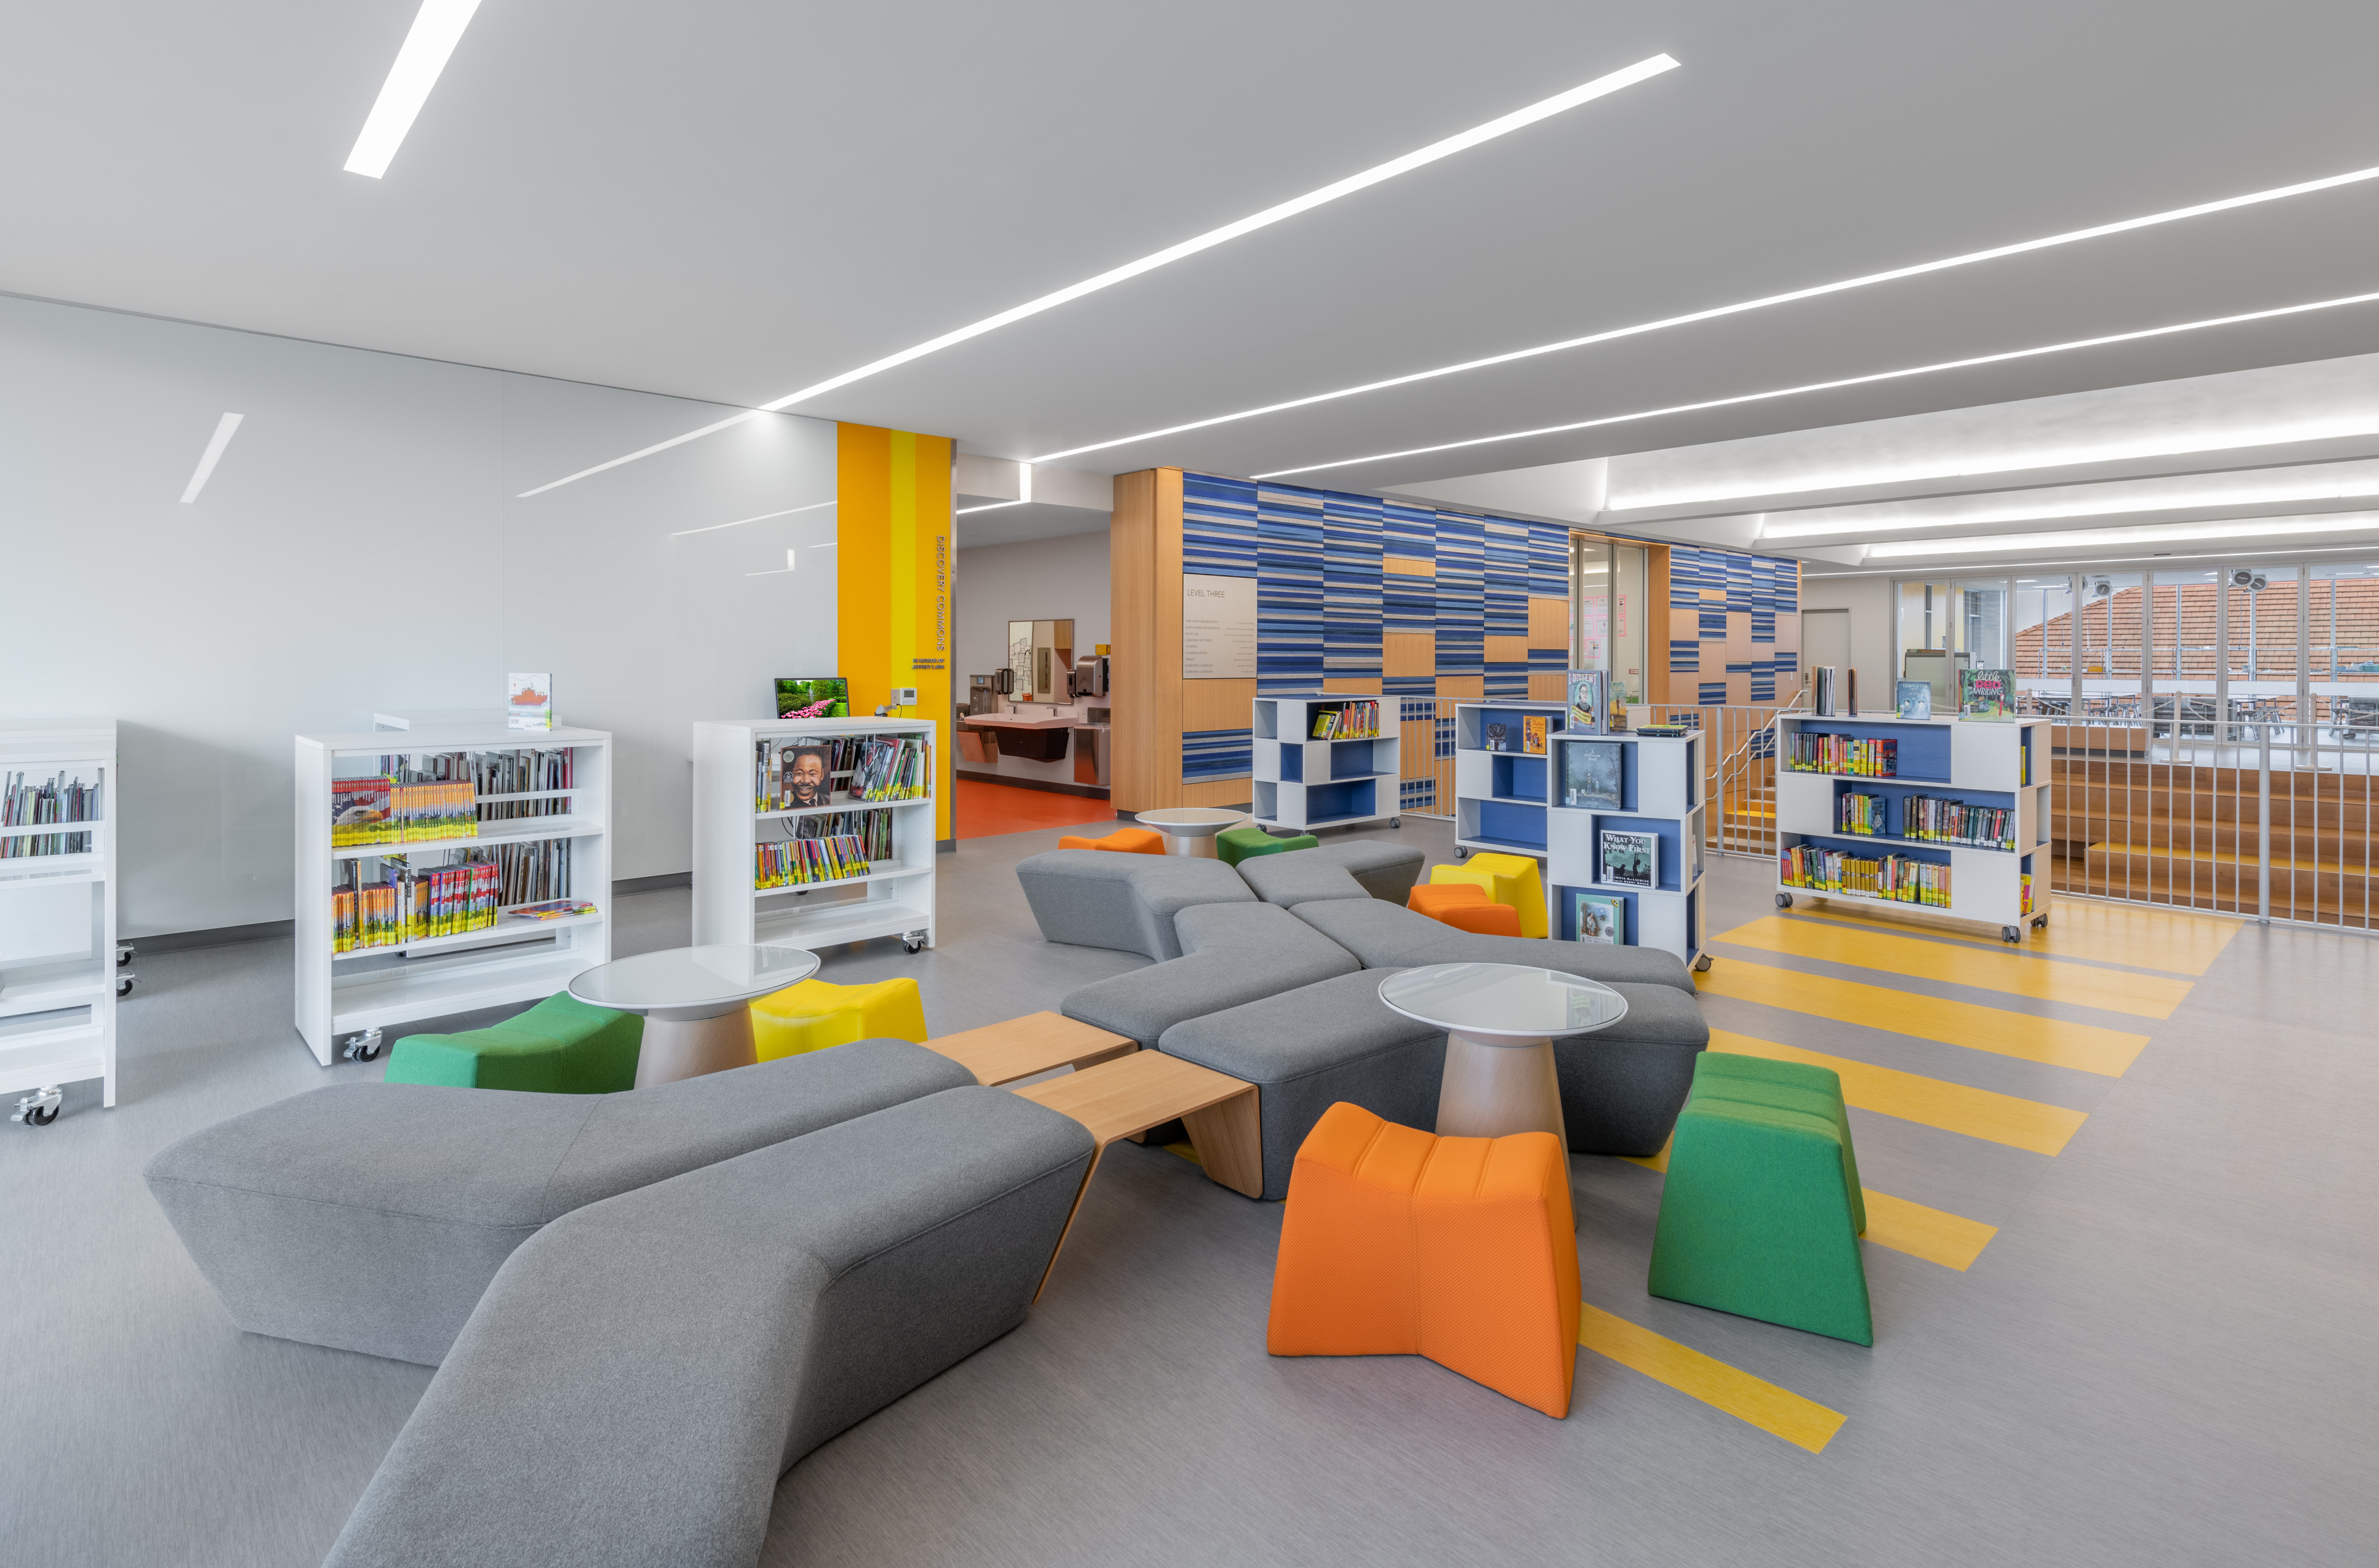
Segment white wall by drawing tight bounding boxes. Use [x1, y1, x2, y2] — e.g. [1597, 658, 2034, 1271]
[954, 532, 1112, 686]
[0, 294, 838, 936]
[1797, 575, 1895, 704]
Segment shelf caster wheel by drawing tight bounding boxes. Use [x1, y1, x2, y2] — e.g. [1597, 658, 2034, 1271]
[1775, 893, 1794, 909]
[11, 1087, 63, 1127]
[342, 1028, 384, 1063]
[1693, 955, 1713, 973]
[117, 974, 136, 999]
[903, 932, 927, 954]
[2001, 925, 2022, 943]
[116, 943, 135, 969]
[1389, 818, 1401, 829]
[2031, 913, 2049, 929]
[1455, 847, 1469, 861]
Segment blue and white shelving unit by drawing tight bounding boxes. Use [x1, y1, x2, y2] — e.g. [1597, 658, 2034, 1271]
[1452, 702, 1568, 859]
[1771, 714, 2052, 943]
[1543, 725, 1709, 971]
[1252, 695, 1400, 832]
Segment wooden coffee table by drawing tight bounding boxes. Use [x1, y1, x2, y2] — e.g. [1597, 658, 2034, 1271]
[922, 1011, 1138, 1085]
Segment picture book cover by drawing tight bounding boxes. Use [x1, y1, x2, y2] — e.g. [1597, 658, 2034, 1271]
[1896, 680, 1934, 721]
[330, 779, 392, 847]
[1960, 667, 2016, 721]
[1566, 670, 1607, 736]
[775, 677, 849, 720]
[507, 673, 554, 731]
[1311, 710, 1336, 739]
[1522, 714, 1548, 755]
[1484, 721, 1510, 753]
[1562, 739, 1623, 809]
[1573, 891, 1625, 945]
[1599, 828, 1659, 890]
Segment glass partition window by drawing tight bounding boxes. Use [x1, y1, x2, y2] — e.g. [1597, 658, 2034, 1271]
[1613, 544, 1648, 704]
[2073, 573, 2144, 715]
[2310, 563, 2379, 727]
[2012, 576, 2075, 710]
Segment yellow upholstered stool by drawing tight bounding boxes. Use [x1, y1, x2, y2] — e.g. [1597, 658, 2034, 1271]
[749, 977, 928, 1061]
[1428, 851, 1547, 938]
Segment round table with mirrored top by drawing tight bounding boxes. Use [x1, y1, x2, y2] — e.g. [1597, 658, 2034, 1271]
[567, 944, 821, 1087]
[1131, 807, 1252, 858]
[1378, 962, 1630, 1141]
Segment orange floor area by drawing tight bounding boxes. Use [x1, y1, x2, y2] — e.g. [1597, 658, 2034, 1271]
[954, 778, 1120, 839]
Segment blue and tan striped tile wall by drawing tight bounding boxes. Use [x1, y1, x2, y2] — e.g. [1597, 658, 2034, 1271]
[1666, 544, 1802, 707]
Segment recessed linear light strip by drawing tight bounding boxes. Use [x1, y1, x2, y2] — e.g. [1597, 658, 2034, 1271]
[179, 413, 244, 505]
[1252, 287, 2379, 481]
[1814, 541, 2379, 578]
[516, 56, 1678, 499]
[670, 499, 835, 538]
[957, 462, 1033, 516]
[1863, 510, 2379, 559]
[1761, 466, 2379, 538]
[344, 0, 484, 179]
[1026, 159, 2379, 466]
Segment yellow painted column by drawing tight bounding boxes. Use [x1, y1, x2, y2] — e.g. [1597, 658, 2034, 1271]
[837, 423, 955, 843]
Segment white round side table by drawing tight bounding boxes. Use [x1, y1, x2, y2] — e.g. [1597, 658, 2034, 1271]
[1131, 807, 1252, 858]
[1378, 962, 1630, 1141]
[568, 944, 821, 1087]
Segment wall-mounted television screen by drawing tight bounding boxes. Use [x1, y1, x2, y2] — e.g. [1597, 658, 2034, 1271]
[775, 677, 850, 719]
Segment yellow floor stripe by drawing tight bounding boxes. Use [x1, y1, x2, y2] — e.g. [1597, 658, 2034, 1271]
[1577, 1303, 1846, 1454]
[1695, 958, 2148, 1077]
[1710, 1032, 2089, 1155]
[1714, 916, 2190, 1019]
[1788, 898, 2240, 976]
[1860, 1189, 1998, 1271]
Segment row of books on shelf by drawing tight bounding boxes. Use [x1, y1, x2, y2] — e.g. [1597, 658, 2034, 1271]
[756, 835, 875, 889]
[782, 809, 895, 858]
[1833, 793, 2016, 850]
[332, 779, 479, 847]
[375, 747, 576, 793]
[1, 769, 97, 857]
[1787, 735, 1898, 776]
[1310, 700, 1381, 740]
[754, 735, 931, 810]
[329, 840, 582, 952]
[1780, 846, 1950, 905]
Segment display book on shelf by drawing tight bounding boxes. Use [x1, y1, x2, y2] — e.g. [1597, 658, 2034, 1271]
[1773, 711, 2051, 943]
[690, 718, 937, 956]
[296, 724, 612, 1066]
[1540, 720, 1711, 972]
[1250, 696, 1399, 832]
[0, 720, 123, 1124]
[1451, 701, 1573, 861]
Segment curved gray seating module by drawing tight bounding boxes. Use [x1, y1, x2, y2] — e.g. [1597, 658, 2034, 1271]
[1062, 902, 1359, 1048]
[1159, 969, 1447, 1199]
[1235, 850, 1372, 909]
[1014, 848, 1256, 959]
[1291, 897, 1697, 994]
[321, 1087, 1093, 1568]
[1556, 983, 1710, 1156]
[145, 1041, 973, 1366]
[1309, 839, 1424, 902]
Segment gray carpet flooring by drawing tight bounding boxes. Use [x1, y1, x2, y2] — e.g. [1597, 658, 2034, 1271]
[3, 817, 2373, 1566]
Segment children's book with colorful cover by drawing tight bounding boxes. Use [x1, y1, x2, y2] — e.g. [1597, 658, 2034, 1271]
[1565, 671, 1606, 736]
[1896, 680, 1934, 721]
[508, 673, 554, 731]
[1573, 892, 1625, 944]
[1959, 668, 2015, 721]
[1522, 715, 1548, 755]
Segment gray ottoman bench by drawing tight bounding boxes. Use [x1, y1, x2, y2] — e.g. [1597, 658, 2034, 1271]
[1309, 839, 1425, 902]
[1015, 848, 1256, 959]
[1063, 902, 1359, 1049]
[1158, 969, 1447, 1199]
[145, 1041, 972, 1366]
[321, 1087, 1093, 1568]
[1235, 849, 1374, 909]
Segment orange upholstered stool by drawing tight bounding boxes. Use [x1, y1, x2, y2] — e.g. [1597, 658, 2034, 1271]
[1058, 827, 1166, 855]
[1407, 882, 1523, 937]
[1267, 1102, 1580, 1418]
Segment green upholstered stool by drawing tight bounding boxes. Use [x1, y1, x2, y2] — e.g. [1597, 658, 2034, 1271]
[1647, 1053, 1873, 1346]
[1216, 825, 1319, 866]
[384, 991, 644, 1094]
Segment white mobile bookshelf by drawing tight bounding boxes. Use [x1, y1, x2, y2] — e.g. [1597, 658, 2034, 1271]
[1, 719, 121, 1125]
[1772, 713, 2052, 943]
[1544, 727, 1709, 971]
[691, 718, 937, 954]
[1451, 700, 1568, 859]
[294, 724, 613, 1066]
[1251, 695, 1399, 832]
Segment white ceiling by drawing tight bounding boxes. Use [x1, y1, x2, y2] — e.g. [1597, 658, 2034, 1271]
[10, 1, 2379, 506]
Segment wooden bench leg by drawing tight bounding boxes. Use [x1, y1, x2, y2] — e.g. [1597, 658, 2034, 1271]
[1182, 1086, 1263, 1197]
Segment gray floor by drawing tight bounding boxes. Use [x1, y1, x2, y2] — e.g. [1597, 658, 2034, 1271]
[3, 817, 2374, 1566]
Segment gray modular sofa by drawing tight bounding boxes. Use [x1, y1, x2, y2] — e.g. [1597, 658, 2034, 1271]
[145, 1041, 972, 1365]
[1012, 848, 1255, 959]
[1062, 901, 1360, 1048]
[321, 1087, 1093, 1568]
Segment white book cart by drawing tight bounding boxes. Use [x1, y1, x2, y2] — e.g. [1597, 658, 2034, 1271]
[1771, 713, 2053, 943]
[1251, 695, 1399, 832]
[1451, 701, 1568, 859]
[1543, 727, 1709, 971]
[294, 724, 614, 1066]
[691, 718, 937, 954]
[1, 719, 122, 1127]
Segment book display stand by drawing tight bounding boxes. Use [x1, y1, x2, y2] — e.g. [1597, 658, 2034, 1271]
[1543, 725, 1710, 971]
[294, 724, 613, 1065]
[1772, 714, 2053, 942]
[691, 718, 937, 954]
[1, 720, 121, 1125]
[1452, 701, 1568, 859]
[1251, 696, 1399, 832]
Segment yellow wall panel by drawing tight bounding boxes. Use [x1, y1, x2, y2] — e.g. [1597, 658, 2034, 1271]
[1385, 556, 1436, 576]
[1436, 675, 1483, 700]
[837, 423, 954, 840]
[1385, 633, 1436, 678]
[1328, 676, 1382, 695]
[1528, 672, 1567, 702]
[1485, 635, 1531, 666]
[1528, 596, 1568, 648]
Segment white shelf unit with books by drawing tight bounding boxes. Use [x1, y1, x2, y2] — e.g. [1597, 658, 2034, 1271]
[1544, 727, 1709, 970]
[1772, 714, 2052, 943]
[691, 718, 937, 955]
[1451, 701, 1569, 859]
[1250, 696, 1399, 832]
[294, 724, 613, 1066]
[0, 720, 120, 1124]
